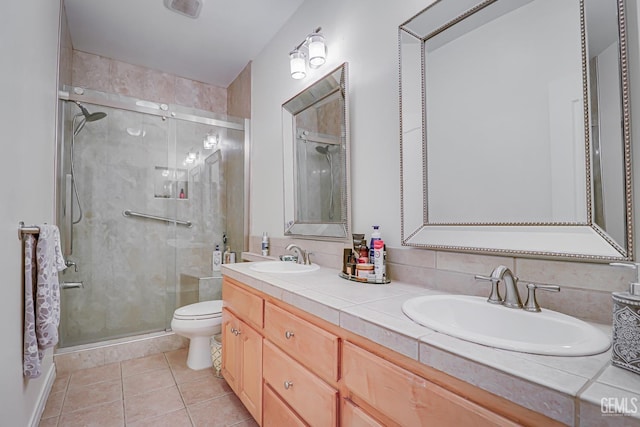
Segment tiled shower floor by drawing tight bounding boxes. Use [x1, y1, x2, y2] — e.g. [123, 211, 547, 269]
[39, 348, 258, 427]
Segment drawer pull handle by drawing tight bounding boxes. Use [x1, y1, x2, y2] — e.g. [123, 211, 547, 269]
[230, 328, 241, 336]
[285, 330, 295, 339]
[284, 381, 293, 390]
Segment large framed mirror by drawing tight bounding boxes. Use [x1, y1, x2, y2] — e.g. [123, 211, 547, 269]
[282, 63, 350, 239]
[399, 0, 633, 261]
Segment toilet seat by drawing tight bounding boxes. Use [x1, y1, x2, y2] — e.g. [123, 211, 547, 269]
[173, 301, 223, 321]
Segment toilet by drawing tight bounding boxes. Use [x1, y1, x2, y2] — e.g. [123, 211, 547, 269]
[171, 300, 223, 370]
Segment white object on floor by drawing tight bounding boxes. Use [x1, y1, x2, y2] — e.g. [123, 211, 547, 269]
[171, 300, 223, 370]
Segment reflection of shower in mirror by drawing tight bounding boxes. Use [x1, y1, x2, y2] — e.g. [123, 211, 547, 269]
[315, 144, 335, 219]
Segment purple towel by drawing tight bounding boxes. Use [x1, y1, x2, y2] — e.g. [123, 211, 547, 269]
[23, 225, 66, 379]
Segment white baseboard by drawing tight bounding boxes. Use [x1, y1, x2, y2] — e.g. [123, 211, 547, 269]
[29, 363, 56, 427]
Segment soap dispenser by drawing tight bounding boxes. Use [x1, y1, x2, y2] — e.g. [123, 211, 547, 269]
[610, 262, 640, 375]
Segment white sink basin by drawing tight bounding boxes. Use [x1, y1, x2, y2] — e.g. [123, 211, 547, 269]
[249, 261, 320, 274]
[402, 295, 610, 356]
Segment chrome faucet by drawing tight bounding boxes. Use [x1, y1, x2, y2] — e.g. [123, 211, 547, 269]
[476, 265, 523, 309]
[65, 259, 78, 272]
[285, 243, 312, 265]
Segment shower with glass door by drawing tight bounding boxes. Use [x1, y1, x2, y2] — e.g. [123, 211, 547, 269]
[56, 87, 248, 348]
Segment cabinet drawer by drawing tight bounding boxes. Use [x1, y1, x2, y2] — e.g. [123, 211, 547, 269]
[263, 383, 308, 427]
[341, 399, 384, 427]
[342, 341, 518, 427]
[263, 340, 338, 426]
[223, 278, 263, 329]
[264, 302, 339, 382]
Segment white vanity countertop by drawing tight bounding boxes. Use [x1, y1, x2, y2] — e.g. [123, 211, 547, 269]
[221, 262, 640, 426]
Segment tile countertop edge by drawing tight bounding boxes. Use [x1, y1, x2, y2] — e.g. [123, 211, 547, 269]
[221, 262, 632, 425]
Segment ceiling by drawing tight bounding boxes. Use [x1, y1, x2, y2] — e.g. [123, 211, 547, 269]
[64, 0, 305, 88]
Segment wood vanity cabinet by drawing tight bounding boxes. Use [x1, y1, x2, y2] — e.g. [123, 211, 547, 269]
[221, 279, 264, 424]
[263, 302, 339, 383]
[342, 341, 517, 426]
[263, 383, 307, 427]
[263, 340, 338, 425]
[341, 399, 384, 427]
[221, 309, 262, 423]
[222, 277, 561, 427]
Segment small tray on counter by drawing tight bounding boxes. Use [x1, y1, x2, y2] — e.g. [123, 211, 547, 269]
[339, 272, 391, 285]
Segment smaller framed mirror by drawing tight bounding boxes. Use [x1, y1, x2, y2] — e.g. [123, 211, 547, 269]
[282, 63, 350, 239]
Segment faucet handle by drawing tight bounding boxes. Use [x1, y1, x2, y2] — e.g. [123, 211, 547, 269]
[306, 252, 314, 265]
[523, 283, 560, 312]
[474, 274, 502, 304]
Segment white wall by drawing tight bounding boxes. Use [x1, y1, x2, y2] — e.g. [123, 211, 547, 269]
[251, 0, 428, 246]
[0, 0, 61, 425]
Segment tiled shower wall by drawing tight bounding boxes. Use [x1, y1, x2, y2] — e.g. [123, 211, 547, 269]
[71, 50, 228, 113]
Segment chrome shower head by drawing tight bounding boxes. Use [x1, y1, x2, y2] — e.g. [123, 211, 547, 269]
[315, 145, 330, 155]
[73, 102, 107, 136]
[75, 102, 107, 122]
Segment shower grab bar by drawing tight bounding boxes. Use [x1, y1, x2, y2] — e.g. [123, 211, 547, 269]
[123, 210, 192, 228]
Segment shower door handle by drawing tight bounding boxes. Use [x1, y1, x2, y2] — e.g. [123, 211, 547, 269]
[64, 173, 73, 256]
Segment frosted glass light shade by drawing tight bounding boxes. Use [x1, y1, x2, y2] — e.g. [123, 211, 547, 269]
[290, 50, 306, 79]
[307, 33, 326, 68]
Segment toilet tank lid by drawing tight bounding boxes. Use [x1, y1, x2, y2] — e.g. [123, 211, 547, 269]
[175, 300, 223, 317]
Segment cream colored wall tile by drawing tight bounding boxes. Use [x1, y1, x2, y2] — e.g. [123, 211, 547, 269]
[143, 70, 175, 105]
[535, 287, 612, 324]
[110, 59, 147, 99]
[437, 251, 515, 275]
[516, 258, 633, 292]
[72, 51, 111, 92]
[227, 62, 251, 119]
[201, 82, 227, 114]
[386, 246, 436, 268]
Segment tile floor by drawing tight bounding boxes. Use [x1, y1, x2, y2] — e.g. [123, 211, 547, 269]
[39, 348, 258, 427]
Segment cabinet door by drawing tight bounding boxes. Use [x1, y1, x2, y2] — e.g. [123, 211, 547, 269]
[342, 341, 518, 427]
[222, 308, 263, 424]
[221, 308, 241, 395]
[239, 318, 262, 423]
[264, 302, 339, 383]
[263, 340, 338, 426]
[263, 383, 308, 427]
[341, 399, 384, 427]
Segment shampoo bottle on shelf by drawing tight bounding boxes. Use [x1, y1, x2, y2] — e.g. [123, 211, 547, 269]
[369, 225, 381, 264]
[212, 245, 222, 273]
[261, 232, 270, 256]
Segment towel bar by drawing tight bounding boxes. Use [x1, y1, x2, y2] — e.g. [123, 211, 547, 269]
[18, 222, 40, 240]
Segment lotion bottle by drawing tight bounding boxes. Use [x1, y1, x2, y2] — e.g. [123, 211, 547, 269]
[369, 226, 381, 264]
[212, 245, 222, 273]
[373, 239, 386, 281]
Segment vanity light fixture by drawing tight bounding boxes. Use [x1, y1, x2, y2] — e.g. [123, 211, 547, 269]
[203, 133, 219, 150]
[185, 151, 197, 164]
[289, 27, 326, 79]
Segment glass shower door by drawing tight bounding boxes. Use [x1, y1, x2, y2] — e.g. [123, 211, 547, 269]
[58, 101, 178, 347]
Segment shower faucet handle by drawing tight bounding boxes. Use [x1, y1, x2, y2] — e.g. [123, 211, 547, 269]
[65, 260, 78, 272]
